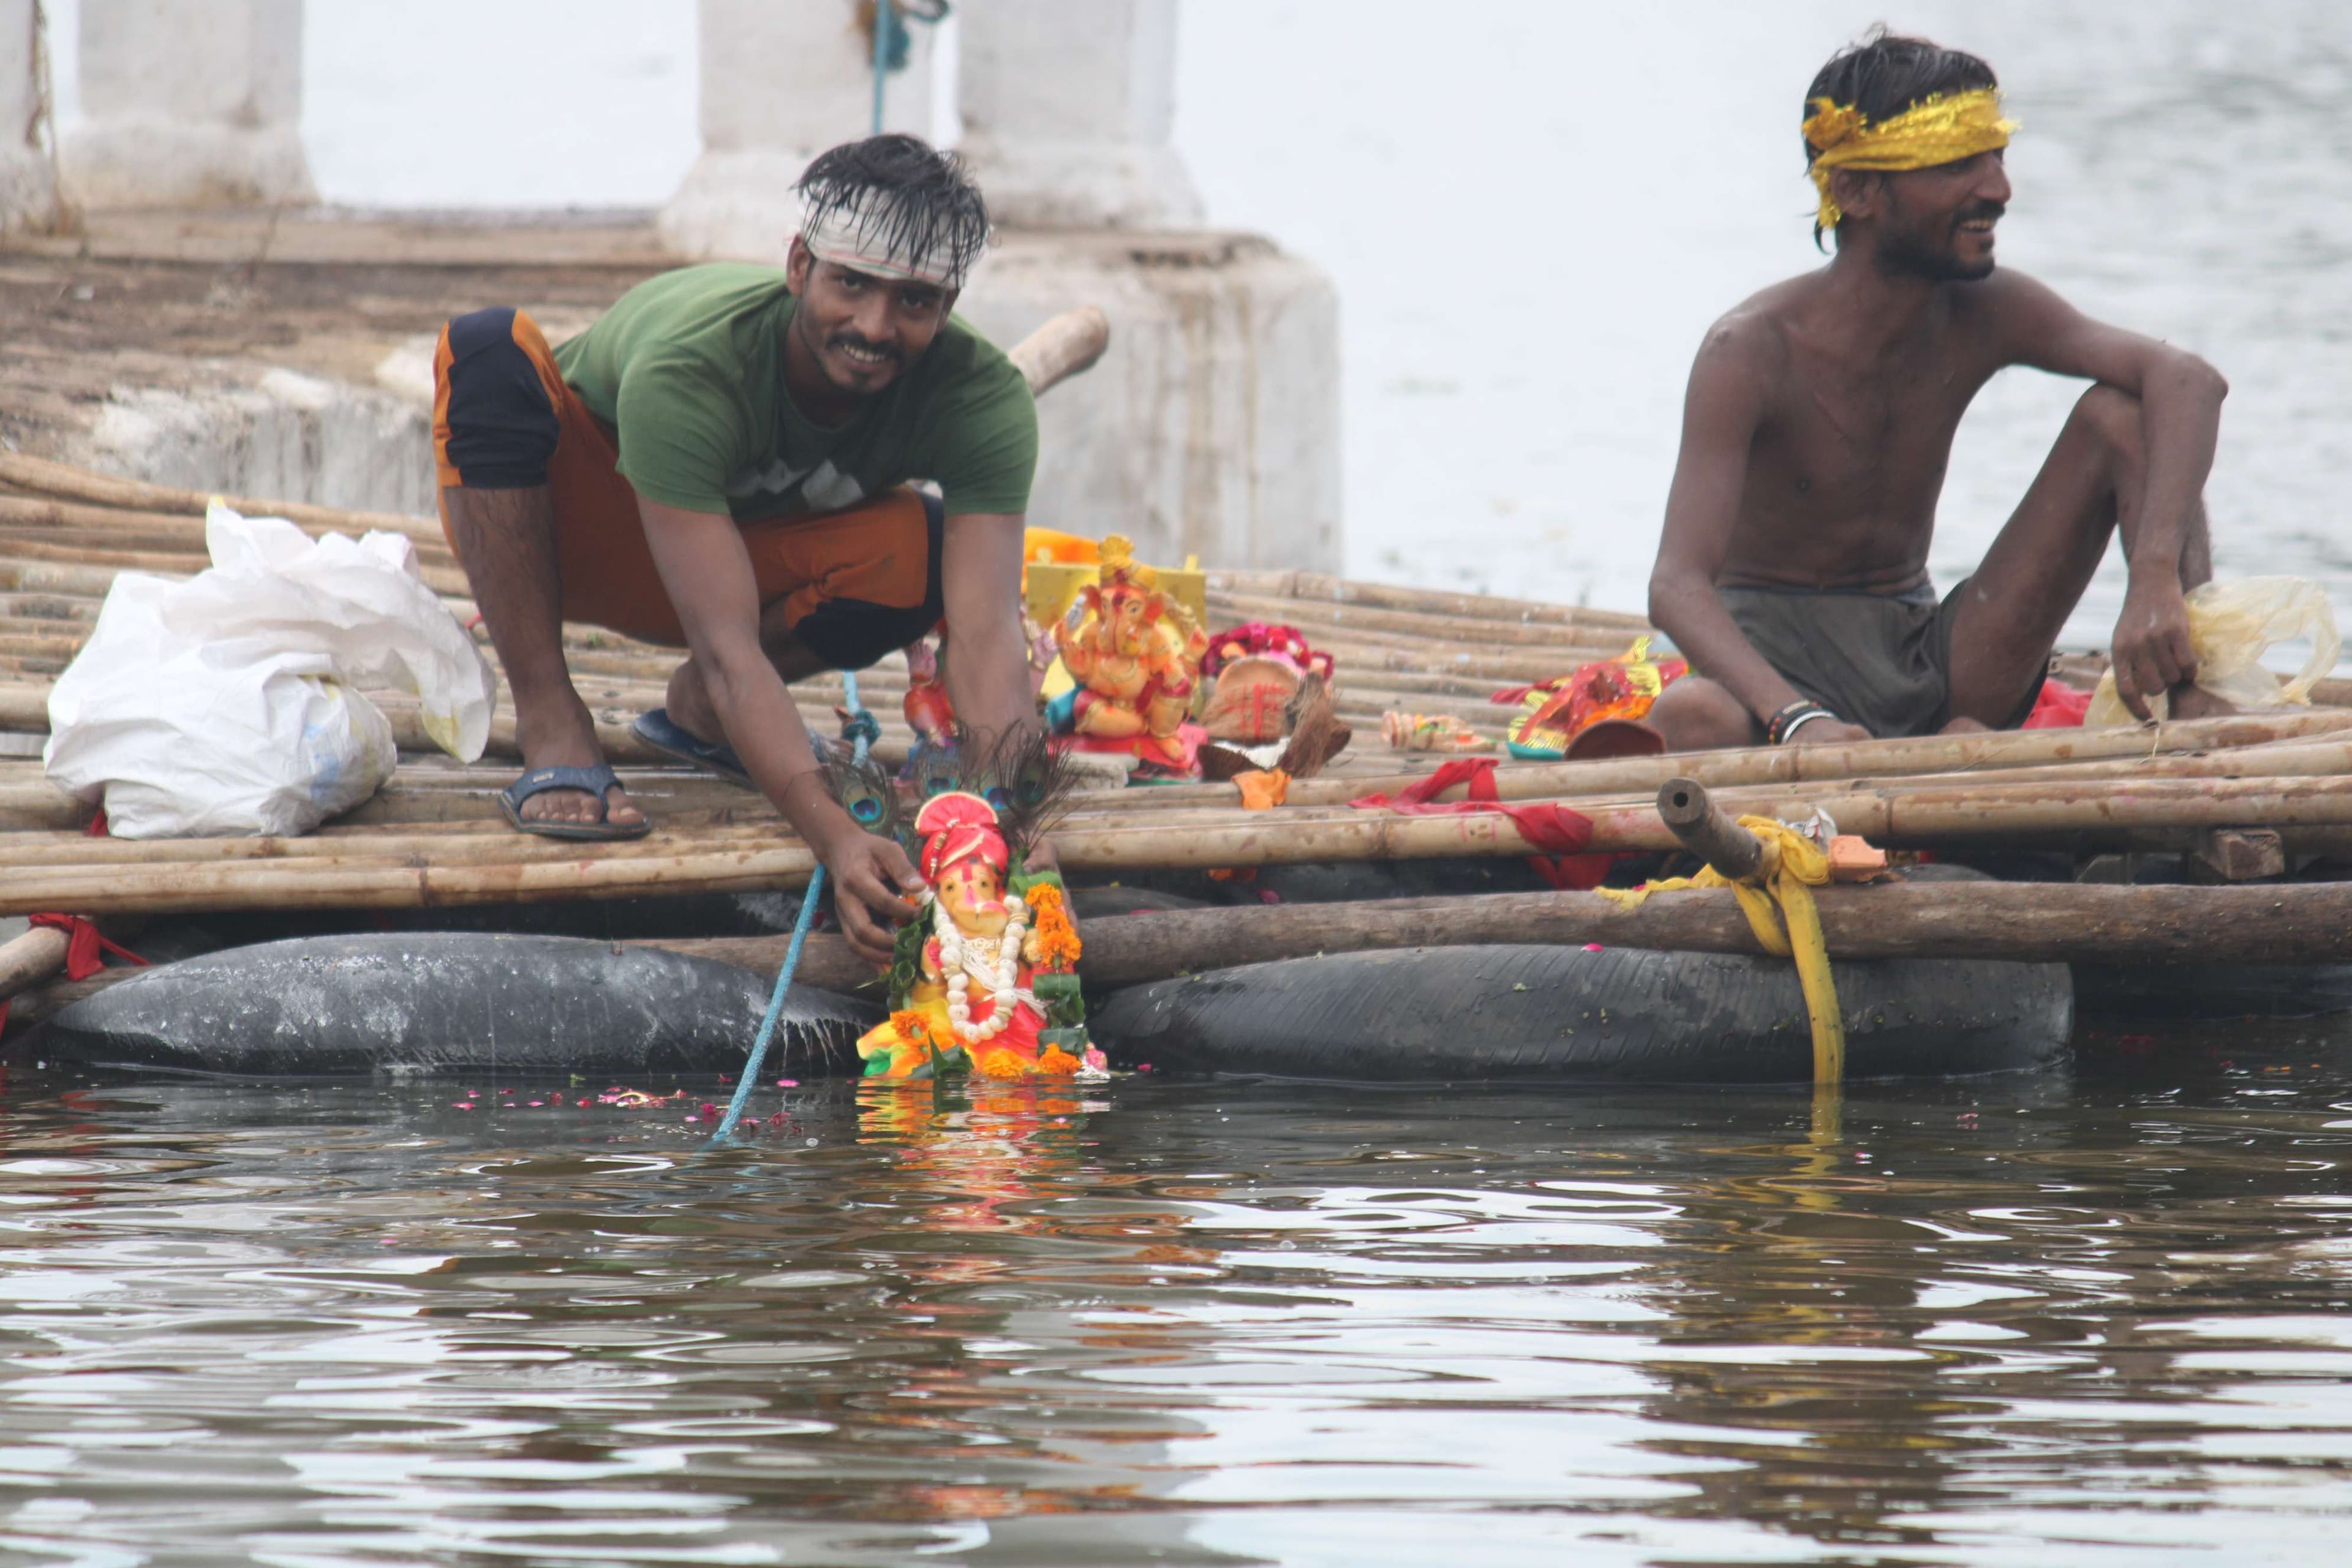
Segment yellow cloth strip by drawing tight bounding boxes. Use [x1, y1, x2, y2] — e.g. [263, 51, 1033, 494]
[1802, 88, 2016, 230]
[1597, 815, 1845, 1083]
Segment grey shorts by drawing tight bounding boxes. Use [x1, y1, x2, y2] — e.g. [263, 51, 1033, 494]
[1716, 579, 2041, 739]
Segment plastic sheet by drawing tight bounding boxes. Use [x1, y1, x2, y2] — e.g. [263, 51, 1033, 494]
[45, 503, 497, 837]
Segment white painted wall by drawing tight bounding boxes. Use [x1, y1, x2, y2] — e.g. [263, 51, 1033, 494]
[62, 0, 314, 206]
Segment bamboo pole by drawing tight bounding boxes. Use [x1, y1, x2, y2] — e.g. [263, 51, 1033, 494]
[1657, 776, 1765, 879]
[1205, 587, 1640, 650]
[0, 451, 450, 549]
[1067, 708, 2352, 814]
[0, 843, 823, 917]
[1206, 568, 1652, 631]
[0, 492, 461, 569]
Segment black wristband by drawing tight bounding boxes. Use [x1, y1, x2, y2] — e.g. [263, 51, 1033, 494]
[1766, 699, 1836, 745]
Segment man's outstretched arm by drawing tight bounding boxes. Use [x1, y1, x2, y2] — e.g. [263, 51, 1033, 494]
[638, 497, 925, 964]
[1649, 323, 1872, 744]
[1993, 272, 2230, 714]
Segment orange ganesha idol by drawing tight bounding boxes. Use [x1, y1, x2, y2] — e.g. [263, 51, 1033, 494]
[853, 790, 1103, 1083]
[1049, 533, 1210, 777]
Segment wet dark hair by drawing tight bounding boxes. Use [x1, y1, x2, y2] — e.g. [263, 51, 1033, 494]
[796, 133, 991, 284]
[1804, 28, 1998, 244]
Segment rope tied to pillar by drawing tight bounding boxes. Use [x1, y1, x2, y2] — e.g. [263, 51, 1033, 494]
[1597, 816, 1846, 1084]
[864, 1, 952, 134]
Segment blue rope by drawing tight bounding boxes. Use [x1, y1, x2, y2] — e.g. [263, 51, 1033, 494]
[869, 0, 889, 135]
[707, 670, 870, 1147]
[867, 2, 949, 134]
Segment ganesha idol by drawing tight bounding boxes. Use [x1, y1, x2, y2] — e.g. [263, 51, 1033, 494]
[854, 791, 1103, 1083]
[1049, 535, 1210, 777]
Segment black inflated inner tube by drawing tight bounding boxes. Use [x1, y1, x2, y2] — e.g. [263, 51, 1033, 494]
[21, 933, 881, 1077]
[1091, 943, 2073, 1084]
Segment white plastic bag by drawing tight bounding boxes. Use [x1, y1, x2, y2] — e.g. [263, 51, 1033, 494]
[2086, 576, 2340, 726]
[44, 502, 499, 838]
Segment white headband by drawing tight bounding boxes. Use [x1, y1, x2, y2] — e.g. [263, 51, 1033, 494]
[800, 192, 968, 290]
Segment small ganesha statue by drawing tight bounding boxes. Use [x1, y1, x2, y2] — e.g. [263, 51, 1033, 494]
[1051, 533, 1209, 774]
[854, 790, 1102, 1082]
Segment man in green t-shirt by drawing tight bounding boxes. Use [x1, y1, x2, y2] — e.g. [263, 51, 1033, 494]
[431, 135, 1041, 964]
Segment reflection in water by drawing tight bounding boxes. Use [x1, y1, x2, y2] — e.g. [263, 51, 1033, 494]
[4, 1027, 2352, 1564]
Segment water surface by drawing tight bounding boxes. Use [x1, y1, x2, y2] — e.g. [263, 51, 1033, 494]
[8, 1023, 2352, 1565]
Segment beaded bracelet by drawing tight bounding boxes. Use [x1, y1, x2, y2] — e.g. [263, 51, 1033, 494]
[1766, 699, 1838, 746]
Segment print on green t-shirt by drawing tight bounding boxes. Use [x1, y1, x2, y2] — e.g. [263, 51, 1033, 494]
[551, 262, 1039, 523]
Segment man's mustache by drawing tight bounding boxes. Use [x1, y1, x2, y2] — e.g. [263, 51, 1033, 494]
[1955, 200, 2006, 228]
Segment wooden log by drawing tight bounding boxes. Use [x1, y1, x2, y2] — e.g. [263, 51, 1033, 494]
[1007, 305, 1110, 394]
[642, 877, 2352, 988]
[0, 492, 459, 568]
[0, 451, 448, 549]
[0, 543, 470, 598]
[33, 869, 2352, 1039]
[0, 968, 121, 1035]
[0, 558, 176, 597]
[2185, 827, 2286, 884]
[1657, 777, 1763, 880]
[0, 923, 70, 1005]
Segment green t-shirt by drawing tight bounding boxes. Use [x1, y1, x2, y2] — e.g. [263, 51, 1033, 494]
[551, 262, 1038, 522]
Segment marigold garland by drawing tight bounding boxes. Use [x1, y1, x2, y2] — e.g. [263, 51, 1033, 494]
[889, 1009, 937, 1049]
[1023, 881, 1084, 970]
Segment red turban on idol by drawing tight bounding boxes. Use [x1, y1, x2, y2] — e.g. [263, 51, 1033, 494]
[914, 791, 1009, 883]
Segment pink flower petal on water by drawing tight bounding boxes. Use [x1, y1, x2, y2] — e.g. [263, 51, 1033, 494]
[775, 1079, 798, 1088]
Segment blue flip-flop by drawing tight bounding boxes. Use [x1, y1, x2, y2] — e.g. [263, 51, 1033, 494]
[631, 707, 753, 790]
[497, 762, 652, 841]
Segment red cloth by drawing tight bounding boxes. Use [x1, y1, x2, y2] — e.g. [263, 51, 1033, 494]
[2023, 682, 2092, 729]
[1351, 758, 1616, 886]
[0, 911, 148, 1036]
[28, 913, 149, 983]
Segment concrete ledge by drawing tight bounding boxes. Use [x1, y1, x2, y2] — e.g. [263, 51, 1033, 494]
[2, 212, 1341, 573]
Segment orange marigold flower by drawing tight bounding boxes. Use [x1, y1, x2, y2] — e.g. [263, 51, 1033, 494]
[1038, 1046, 1082, 1076]
[889, 1009, 934, 1047]
[1026, 883, 1084, 969]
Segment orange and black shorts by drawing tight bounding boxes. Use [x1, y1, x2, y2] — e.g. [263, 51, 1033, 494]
[430, 306, 941, 668]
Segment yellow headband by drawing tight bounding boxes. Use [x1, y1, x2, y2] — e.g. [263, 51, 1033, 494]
[1803, 87, 2016, 230]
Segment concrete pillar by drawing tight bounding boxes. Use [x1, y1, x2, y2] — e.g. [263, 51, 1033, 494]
[956, 0, 1202, 229]
[956, 233, 1341, 573]
[62, 0, 313, 208]
[0, 0, 59, 232]
[659, 0, 936, 263]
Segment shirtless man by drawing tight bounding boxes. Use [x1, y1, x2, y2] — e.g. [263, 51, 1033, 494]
[433, 135, 1039, 963]
[1645, 31, 2229, 752]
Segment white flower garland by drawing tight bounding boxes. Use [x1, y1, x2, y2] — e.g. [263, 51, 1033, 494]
[933, 891, 1039, 1044]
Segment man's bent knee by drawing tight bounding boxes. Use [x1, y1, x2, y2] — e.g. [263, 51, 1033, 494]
[1649, 677, 1759, 752]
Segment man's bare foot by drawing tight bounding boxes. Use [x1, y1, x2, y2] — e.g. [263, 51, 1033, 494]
[2166, 684, 2237, 721]
[515, 706, 644, 829]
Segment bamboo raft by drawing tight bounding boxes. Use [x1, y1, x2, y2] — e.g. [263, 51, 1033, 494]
[3, 448, 2351, 1035]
